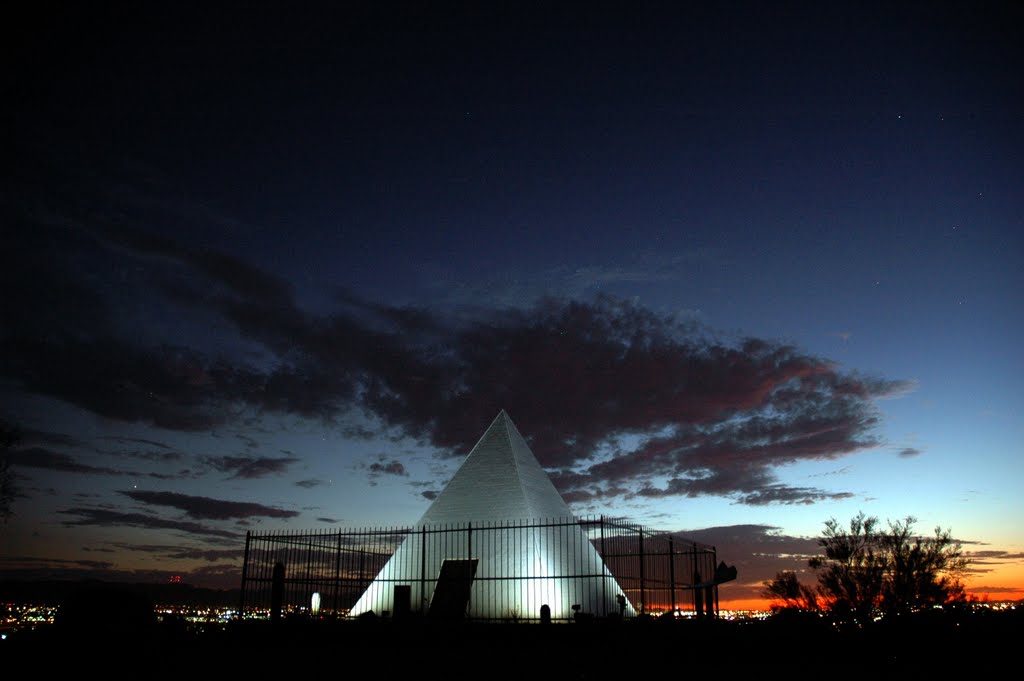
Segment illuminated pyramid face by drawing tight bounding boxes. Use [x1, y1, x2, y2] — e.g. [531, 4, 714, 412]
[349, 411, 635, 620]
[419, 410, 574, 524]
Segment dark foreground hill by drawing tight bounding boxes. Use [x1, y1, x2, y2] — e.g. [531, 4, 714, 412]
[4, 605, 1019, 679]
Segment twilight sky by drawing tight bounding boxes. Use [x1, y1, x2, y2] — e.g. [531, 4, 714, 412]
[3, 2, 1022, 607]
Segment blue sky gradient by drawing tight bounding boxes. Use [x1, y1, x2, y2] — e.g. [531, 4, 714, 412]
[2, 2, 1021, 604]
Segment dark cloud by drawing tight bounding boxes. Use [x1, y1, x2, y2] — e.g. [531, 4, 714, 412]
[0, 214, 113, 340]
[342, 424, 381, 440]
[97, 436, 185, 463]
[111, 542, 244, 562]
[23, 429, 83, 448]
[236, 433, 259, 449]
[0, 559, 241, 590]
[421, 490, 439, 500]
[202, 455, 300, 479]
[0, 555, 115, 570]
[123, 451, 186, 463]
[93, 221, 296, 309]
[368, 460, 407, 477]
[120, 490, 298, 520]
[295, 478, 326, 488]
[968, 585, 1024, 594]
[2, 226, 911, 505]
[965, 550, 1024, 563]
[14, 434, 182, 479]
[100, 436, 171, 449]
[2, 338, 237, 431]
[211, 281, 907, 503]
[897, 447, 922, 458]
[316, 517, 341, 524]
[59, 507, 241, 539]
[147, 469, 197, 480]
[8, 447, 124, 475]
[17, 484, 51, 499]
[636, 478, 854, 506]
[185, 563, 242, 588]
[735, 487, 855, 506]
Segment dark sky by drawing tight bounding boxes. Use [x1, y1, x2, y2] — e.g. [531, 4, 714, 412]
[3, 1, 1022, 604]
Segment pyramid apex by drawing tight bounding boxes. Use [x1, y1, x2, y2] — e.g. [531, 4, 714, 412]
[418, 407, 571, 524]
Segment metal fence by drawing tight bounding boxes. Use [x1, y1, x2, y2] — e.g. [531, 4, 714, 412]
[239, 516, 719, 621]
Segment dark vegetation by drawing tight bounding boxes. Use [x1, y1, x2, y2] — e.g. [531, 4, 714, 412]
[763, 512, 969, 627]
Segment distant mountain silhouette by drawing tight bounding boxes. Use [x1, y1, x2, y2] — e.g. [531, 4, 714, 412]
[0, 579, 240, 607]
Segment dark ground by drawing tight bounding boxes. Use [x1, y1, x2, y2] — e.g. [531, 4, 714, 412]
[3, 600, 1017, 679]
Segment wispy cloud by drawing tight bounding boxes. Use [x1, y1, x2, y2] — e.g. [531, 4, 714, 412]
[202, 455, 300, 479]
[367, 459, 407, 477]
[120, 490, 298, 520]
[8, 447, 124, 475]
[0, 555, 115, 570]
[23, 429, 83, 448]
[295, 478, 327, 489]
[110, 542, 244, 562]
[968, 585, 1024, 594]
[59, 507, 241, 539]
[100, 436, 172, 449]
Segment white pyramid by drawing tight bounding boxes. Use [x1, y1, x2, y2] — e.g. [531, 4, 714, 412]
[349, 411, 635, 620]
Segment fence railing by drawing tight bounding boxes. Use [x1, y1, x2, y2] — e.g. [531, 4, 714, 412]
[239, 516, 718, 621]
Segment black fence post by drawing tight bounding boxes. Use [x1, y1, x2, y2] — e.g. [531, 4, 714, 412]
[599, 516, 607, 615]
[420, 526, 427, 613]
[668, 534, 676, 616]
[467, 522, 473, 617]
[239, 530, 251, 617]
[271, 561, 285, 624]
[713, 546, 719, 618]
[333, 530, 343, 614]
[638, 526, 646, 615]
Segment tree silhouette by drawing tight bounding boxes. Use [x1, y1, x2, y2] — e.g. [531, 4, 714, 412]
[878, 516, 967, 616]
[763, 511, 968, 622]
[761, 570, 818, 611]
[809, 512, 887, 622]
